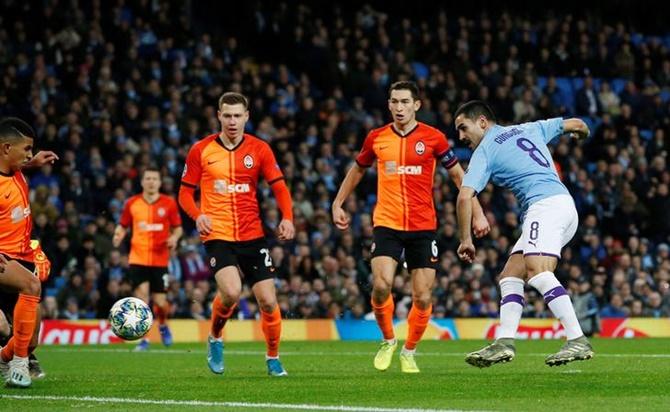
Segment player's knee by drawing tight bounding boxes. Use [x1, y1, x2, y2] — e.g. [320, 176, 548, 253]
[219, 288, 240, 305]
[152, 294, 167, 306]
[526, 266, 551, 279]
[372, 277, 392, 296]
[412, 292, 432, 310]
[371, 286, 391, 304]
[22, 274, 41, 296]
[258, 300, 277, 314]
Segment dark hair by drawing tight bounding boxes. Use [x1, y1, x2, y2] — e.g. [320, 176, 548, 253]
[454, 100, 497, 123]
[142, 167, 161, 178]
[389, 81, 420, 101]
[0, 117, 35, 143]
[218, 92, 249, 110]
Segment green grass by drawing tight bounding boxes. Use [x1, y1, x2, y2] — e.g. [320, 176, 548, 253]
[1, 339, 669, 411]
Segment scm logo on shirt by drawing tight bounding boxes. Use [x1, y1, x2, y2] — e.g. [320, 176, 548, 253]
[384, 162, 423, 175]
[214, 179, 251, 194]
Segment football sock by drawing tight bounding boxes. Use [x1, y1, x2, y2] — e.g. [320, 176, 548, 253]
[371, 294, 395, 341]
[528, 271, 584, 340]
[153, 302, 170, 325]
[497, 277, 525, 339]
[6, 294, 40, 358]
[210, 294, 236, 339]
[260, 305, 282, 358]
[404, 303, 432, 350]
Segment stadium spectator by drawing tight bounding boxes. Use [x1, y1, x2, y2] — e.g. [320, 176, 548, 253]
[0, 1, 668, 332]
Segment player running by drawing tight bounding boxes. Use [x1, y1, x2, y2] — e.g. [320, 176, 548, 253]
[113, 168, 183, 351]
[454, 100, 594, 367]
[332, 81, 489, 373]
[179, 92, 295, 377]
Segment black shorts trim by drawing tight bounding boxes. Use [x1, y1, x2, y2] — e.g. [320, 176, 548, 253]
[371, 226, 438, 271]
[204, 238, 276, 285]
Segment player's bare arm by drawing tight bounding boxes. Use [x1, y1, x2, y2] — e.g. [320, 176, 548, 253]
[332, 163, 366, 230]
[167, 226, 184, 251]
[457, 186, 477, 263]
[563, 118, 590, 139]
[448, 164, 490, 238]
[112, 225, 127, 248]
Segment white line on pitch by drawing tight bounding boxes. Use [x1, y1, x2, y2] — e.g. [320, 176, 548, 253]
[0, 394, 477, 412]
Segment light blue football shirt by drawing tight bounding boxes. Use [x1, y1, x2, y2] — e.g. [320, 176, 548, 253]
[462, 118, 569, 214]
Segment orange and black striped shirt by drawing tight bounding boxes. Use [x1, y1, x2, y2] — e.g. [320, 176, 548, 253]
[0, 171, 33, 261]
[119, 194, 182, 267]
[181, 133, 284, 242]
[356, 122, 457, 231]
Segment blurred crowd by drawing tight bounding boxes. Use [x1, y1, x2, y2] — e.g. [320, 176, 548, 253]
[1, 1, 669, 328]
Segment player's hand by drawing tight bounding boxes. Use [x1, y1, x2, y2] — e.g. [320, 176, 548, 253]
[277, 219, 295, 241]
[196, 214, 213, 236]
[167, 235, 179, 252]
[332, 206, 350, 230]
[29, 151, 59, 167]
[112, 232, 123, 248]
[0, 254, 7, 273]
[457, 241, 476, 263]
[472, 214, 491, 238]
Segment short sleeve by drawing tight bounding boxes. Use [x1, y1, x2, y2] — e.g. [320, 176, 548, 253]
[461, 147, 491, 194]
[536, 118, 564, 144]
[181, 144, 203, 187]
[355, 131, 377, 167]
[260, 143, 284, 184]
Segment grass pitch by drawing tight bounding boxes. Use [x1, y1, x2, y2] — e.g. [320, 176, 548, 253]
[1, 338, 669, 411]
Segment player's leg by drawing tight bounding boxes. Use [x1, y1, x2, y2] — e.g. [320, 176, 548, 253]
[397, 267, 434, 374]
[524, 195, 593, 366]
[0, 308, 10, 380]
[131, 274, 151, 351]
[370, 227, 402, 371]
[150, 268, 172, 347]
[28, 305, 45, 379]
[242, 239, 286, 376]
[252, 279, 287, 377]
[207, 265, 242, 374]
[0, 260, 41, 387]
[465, 253, 526, 368]
[399, 232, 438, 373]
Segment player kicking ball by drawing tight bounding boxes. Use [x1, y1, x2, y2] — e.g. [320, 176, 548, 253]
[454, 101, 594, 367]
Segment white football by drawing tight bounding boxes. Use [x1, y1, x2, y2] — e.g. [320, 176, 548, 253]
[109, 297, 153, 341]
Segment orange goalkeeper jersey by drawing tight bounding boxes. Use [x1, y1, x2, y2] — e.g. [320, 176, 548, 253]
[181, 133, 284, 242]
[119, 194, 182, 267]
[355, 122, 458, 231]
[0, 171, 33, 262]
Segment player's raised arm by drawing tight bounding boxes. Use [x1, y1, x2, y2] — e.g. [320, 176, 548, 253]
[563, 118, 590, 139]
